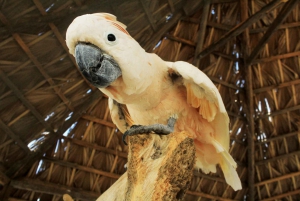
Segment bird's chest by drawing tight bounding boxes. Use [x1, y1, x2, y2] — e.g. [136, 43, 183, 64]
[126, 85, 201, 135]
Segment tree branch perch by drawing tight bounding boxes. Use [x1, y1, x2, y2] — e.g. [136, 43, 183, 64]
[97, 131, 195, 201]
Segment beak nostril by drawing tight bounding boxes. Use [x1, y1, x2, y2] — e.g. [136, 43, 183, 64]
[90, 67, 98, 73]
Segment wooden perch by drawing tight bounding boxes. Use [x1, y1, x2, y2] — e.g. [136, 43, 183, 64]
[97, 131, 195, 201]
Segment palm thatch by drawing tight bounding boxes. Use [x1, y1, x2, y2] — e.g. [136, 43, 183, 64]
[0, 0, 300, 200]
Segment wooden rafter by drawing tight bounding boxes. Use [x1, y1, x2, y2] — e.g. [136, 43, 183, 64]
[10, 178, 99, 201]
[0, 170, 10, 186]
[43, 157, 120, 179]
[186, 190, 238, 201]
[0, 119, 30, 153]
[197, 0, 284, 59]
[260, 189, 300, 201]
[257, 104, 300, 118]
[81, 114, 115, 128]
[255, 131, 298, 145]
[255, 150, 300, 165]
[63, 137, 127, 158]
[250, 21, 300, 34]
[253, 78, 300, 93]
[13, 34, 74, 111]
[5, 90, 102, 178]
[253, 51, 300, 64]
[246, 0, 299, 64]
[144, 12, 183, 51]
[31, 0, 95, 90]
[255, 171, 300, 186]
[0, 12, 74, 111]
[167, 0, 175, 12]
[193, 0, 210, 66]
[165, 33, 196, 46]
[0, 69, 54, 131]
[239, 0, 255, 200]
[139, 0, 157, 31]
[202, 21, 300, 34]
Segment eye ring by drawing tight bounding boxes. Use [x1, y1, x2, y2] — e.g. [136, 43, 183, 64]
[104, 32, 118, 45]
[107, 34, 116, 42]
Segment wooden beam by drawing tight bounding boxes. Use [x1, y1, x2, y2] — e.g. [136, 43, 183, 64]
[239, 0, 255, 199]
[32, 0, 95, 91]
[144, 11, 183, 51]
[250, 21, 300, 34]
[0, 119, 30, 153]
[12, 34, 74, 111]
[261, 189, 300, 201]
[183, 0, 236, 16]
[62, 137, 127, 158]
[255, 171, 300, 186]
[255, 131, 298, 145]
[253, 78, 300, 94]
[139, 0, 157, 31]
[0, 170, 10, 186]
[0, 139, 14, 149]
[10, 178, 99, 201]
[165, 33, 196, 46]
[212, 51, 238, 61]
[97, 132, 195, 201]
[211, 0, 237, 2]
[0, 11, 74, 111]
[8, 198, 29, 201]
[207, 21, 232, 31]
[81, 114, 115, 128]
[186, 190, 239, 201]
[43, 157, 120, 179]
[0, 69, 54, 131]
[246, 0, 299, 64]
[207, 21, 300, 34]
[197, 0, 284, 58]
[258, 104, 300, 118]
[209, 76, 240, 90]
[252, 51, 300, 64]
[193, 170, 226, 183]
[255, 150, 300, 165]
[193, 0, 210, 66]
[5, 90, 102, 178]
[167, 0, 175, 12]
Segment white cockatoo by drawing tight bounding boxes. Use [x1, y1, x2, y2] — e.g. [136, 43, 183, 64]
[66, 13, 242, 191]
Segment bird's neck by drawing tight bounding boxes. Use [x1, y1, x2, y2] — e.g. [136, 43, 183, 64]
[100, 54, 170, 110]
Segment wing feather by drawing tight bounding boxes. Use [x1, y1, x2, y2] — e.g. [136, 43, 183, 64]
[168, 61, 242, 190]
[168, 61, 229, 148]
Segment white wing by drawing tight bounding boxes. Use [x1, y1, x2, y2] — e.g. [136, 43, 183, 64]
[168, 61, 242, 191]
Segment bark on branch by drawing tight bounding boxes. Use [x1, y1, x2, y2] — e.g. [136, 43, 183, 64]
[97, 131, 195, 201]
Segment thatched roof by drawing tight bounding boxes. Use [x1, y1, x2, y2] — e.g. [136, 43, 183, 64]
[0, 0, 300, 200]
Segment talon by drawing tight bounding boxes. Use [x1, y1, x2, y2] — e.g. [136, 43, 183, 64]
[130, 125, 142, 129]
[121, 116, 178, 146]
[122, 131, 129, 145]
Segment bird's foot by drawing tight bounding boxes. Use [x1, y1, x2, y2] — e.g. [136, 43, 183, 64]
[122, 115, 178, 145]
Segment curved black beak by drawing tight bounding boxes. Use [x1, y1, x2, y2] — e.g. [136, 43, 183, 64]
[75, 43, 122, 88]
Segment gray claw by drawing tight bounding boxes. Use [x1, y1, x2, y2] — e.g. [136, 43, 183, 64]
[122, 115, 178, 145]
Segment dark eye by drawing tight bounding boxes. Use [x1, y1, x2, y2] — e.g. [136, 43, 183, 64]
[107, 34, 116, 42]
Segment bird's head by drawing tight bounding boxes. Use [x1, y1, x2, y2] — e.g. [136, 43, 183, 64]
[66, 13, 148, 89]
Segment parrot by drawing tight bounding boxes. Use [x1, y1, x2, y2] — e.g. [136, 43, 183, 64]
[66, 13, 242, 191]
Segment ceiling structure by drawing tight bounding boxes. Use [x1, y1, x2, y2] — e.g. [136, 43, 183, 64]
[0, 0, 300, 200]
